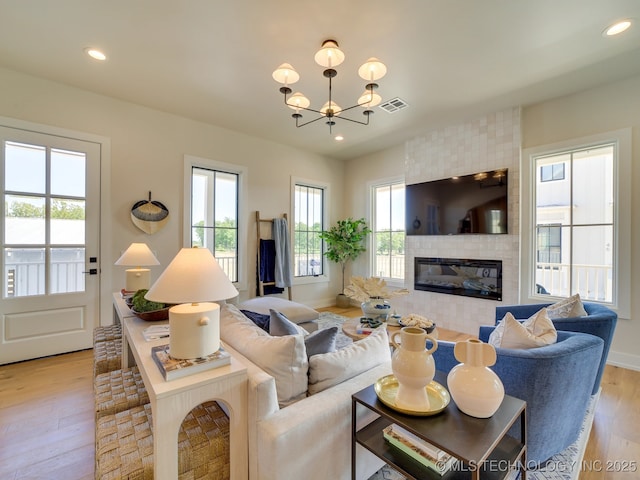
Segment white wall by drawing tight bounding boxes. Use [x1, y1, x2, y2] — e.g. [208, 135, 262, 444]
[0, 67, 345, 323]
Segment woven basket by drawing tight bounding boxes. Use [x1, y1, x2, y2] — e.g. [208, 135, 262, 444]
[95, 367, 149, 420]
[94, 325, 123, 345]
[93, 339, 122, 377]
[96, 401, 230, 480]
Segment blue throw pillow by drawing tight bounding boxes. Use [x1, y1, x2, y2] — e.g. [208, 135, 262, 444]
[305, 327, 339, 357]
[240, 309, 270, 331]
[269, 309, 303, 336]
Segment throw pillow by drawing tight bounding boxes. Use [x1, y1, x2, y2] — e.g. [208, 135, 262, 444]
[240, 309, 270, 331]
[304, 326, 339, 357]
[488, 309, 557, 349]
[269, 309, 308, 336]
[308, 328, 391, 395]
[546, 293, 588, 319]
[237, 297, 319, 324]
[220, 304, 308, 406]
[269, 309, 336, 357]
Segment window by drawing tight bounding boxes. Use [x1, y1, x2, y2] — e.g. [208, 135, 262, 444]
[293, 183, 325, 277]
[534, 145, 615, 302]
[536, 224, 562, 264]
[540, 162, 565, 182]
[371, 180, 405, 280]
[184, 156, 245, 285]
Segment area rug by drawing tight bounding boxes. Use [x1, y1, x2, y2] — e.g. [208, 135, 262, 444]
[366, 386, 600, 480]
[316, 311, 353, 350]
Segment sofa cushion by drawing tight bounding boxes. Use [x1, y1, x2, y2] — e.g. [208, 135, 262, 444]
[308, 328, 391, 395]
[220, 304, 308, 406]
[269, 309, 308, 336]
[269, 309, 337, 357]
[237, 297, 319, 324]
[546, 293, 588, 319]
[489, 309, 557, 349]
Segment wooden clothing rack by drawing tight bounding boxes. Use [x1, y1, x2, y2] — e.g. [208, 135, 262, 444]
[256, 211, 292, 300]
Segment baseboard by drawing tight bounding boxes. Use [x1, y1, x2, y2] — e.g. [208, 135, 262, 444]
[607, 350, 640, 371]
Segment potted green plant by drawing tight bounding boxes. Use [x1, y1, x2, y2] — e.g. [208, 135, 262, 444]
[319, 217, 371, 307]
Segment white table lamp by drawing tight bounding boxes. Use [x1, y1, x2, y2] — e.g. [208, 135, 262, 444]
[114, 243, 160, 292]
[144, 247, 238, 360]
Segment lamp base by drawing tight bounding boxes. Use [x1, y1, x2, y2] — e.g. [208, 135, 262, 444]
[125, 268, 151, 292]
[169, 302, 220, 360]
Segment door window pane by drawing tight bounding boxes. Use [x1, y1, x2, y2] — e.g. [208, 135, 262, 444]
[51, 149, 86, 197]
[51, 199, 86, 245]
[4, 195, 45, 244]
[50, 248, 85, 294]
[572, 146, 614, 225]
[3, 248, 45, 296]
[4, 142, 46, 194]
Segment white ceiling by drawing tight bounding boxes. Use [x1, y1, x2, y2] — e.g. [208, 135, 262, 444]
[2, 0, 640, 160]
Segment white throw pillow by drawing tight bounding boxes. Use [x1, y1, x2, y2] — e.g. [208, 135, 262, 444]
[489, 309, 557, 349]
[308, 328, 391, 395]
[546, 294, 588, 319]
[237, 297, 319, 324]
[220, 304, 308, 406]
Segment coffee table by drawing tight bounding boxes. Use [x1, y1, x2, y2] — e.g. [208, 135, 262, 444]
[340, 316, 477, 343]
[352, 371, 527, 480]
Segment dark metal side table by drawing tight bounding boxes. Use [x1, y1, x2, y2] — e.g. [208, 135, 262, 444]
[352, 371, 526, 480]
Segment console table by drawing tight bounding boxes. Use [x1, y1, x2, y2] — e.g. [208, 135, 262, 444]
[114, 294, 248, 480]
[352, 371, 526, 480]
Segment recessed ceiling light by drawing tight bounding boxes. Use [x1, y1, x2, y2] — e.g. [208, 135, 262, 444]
[603, 19, 632, 37]
[85, 48, 107, 61]
[334, 135, 344, 142]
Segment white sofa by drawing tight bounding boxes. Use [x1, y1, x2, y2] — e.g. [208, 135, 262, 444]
[220, 303, 392, 480]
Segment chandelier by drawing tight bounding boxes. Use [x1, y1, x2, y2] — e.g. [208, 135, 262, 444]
[272, 40, 387, 133]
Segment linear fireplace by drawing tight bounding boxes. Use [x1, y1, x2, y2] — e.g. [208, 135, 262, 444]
[414, 257, 502, 301]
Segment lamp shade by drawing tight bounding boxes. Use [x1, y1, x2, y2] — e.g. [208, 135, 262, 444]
[272, 63, 300, 85]
[286, 92, 311, 111]
[114, 243, 160, 267]
[358, 90, 382, 107]
[314, 40, 345, 68]
[358, 57, 387, 81]
[145, 247, 238, 304]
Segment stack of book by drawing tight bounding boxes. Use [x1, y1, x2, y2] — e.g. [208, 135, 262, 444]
[151, 344, 231, 381]
[383, 424, 456, 475]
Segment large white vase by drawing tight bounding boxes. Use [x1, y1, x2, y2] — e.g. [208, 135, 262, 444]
[447, 339, 505, 418]
[390, 327, 438, 411]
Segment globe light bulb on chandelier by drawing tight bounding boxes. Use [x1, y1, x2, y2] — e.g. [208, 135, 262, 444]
[272, 39, 387, 133]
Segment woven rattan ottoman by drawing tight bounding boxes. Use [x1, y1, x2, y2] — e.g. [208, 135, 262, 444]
[93, 325, 123, 345]
[95, 401, 230, 480]
[93, 339, 122, 377]
[94, 366, 149, 420]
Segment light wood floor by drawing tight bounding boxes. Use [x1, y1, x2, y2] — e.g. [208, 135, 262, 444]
[0, 307, 638, 479]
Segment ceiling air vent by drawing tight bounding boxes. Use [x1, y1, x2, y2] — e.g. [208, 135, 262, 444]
[378, 97, 408, 114]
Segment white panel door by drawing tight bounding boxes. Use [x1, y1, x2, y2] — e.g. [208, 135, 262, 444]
[0, 126, 100, 364]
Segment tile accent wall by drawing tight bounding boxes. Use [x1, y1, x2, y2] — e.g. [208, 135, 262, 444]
[392, 107, 521, 335]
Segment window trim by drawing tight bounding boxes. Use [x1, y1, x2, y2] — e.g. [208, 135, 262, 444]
[367, 175, 405, 287]
[290, 176, 329, 286]
[183, 155, 248, 291]
[520, 129, 631, 318]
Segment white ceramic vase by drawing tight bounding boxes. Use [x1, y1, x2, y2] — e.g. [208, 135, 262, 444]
[390, 327, 438, 411]
[447, 339, 505, 418]
[361, 297, 391, 320]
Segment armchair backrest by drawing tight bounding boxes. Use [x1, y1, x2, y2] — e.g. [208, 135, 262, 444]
[433, 330, 604, 465]
[495, 302, 616, 394]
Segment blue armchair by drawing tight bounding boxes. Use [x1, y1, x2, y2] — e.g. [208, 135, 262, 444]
[433, 329, 603, 465]
[495, 302, 617, 394]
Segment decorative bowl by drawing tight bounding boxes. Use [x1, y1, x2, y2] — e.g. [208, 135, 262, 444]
[131, 307, 170, 322]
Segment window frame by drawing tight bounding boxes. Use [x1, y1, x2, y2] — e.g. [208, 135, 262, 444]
[290, 176, 329, 286]
[367, 175, 405, 287]
[183, 155, 248, 291]
[520, 129, 631, 318]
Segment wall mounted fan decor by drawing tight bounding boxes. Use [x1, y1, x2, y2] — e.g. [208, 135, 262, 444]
[131, 192, 169, 234]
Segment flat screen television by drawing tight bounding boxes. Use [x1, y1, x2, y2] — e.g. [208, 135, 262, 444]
[406, 169, 508, 235]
